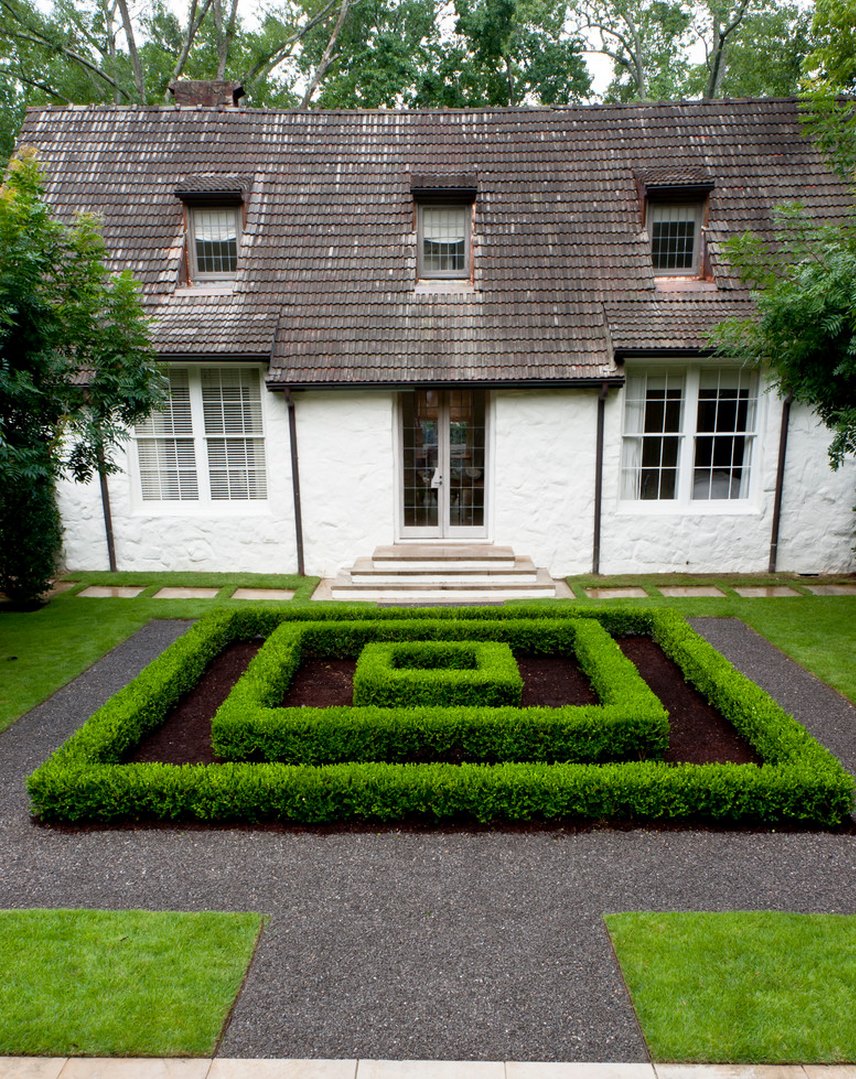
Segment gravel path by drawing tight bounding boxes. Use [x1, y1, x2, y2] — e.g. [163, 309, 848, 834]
[0, 616, 854, 1063]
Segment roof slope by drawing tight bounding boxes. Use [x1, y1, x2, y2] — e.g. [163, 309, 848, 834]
[19, 98, 852, 387]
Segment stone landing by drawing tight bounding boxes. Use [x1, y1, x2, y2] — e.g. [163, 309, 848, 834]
[329, 544, 558, 604]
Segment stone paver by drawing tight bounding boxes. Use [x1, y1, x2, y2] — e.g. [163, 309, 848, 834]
[208, 1062, 355, 1078]
[657, 586, 724, 598]
[508, 1066, 655, 1078]
[310, 579, 335, 601]
[57, 1062, 209, 1079]
[152, 587, 221, 600]
[584, 587, 648, 599]
[655, 1069, 809, 1079]
[0, 1061, 67, 1079]
[77, 586, 146, 599]
[731, 586, 801, 598]
[357, 1064, 504, 1079]
[230, 588, 295, 602]
[803, 584, 856, 596]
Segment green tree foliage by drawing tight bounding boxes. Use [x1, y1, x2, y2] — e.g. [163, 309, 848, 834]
[805, 0, 856, 93]
[0, 151, 164, 601]
[711, 205, 856, 469]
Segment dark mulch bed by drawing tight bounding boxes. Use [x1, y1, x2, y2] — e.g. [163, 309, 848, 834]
[129, 637, 758, 767]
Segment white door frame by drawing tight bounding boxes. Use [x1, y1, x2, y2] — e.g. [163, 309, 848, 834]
[397, 389, 490, 540]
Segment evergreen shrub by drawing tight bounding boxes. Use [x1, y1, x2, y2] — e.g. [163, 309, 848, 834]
[27, 606, 855, 827]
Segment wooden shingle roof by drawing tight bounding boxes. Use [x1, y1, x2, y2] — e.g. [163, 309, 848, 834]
[20, 97, 852, 387]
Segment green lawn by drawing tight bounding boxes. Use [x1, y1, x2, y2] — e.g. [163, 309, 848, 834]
[0, 908, 264, 1056]
[0, 571, 853, 733]
[605, 911, 856, 1063]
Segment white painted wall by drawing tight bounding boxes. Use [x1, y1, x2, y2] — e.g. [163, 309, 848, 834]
[56, 369, 299, 573]
[295, 390, 396, 577]
[492, 389, 598, 576]
[56, 378, 854, 578]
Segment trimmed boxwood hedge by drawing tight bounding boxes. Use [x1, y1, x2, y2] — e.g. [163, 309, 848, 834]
[26, 606, 855, 827]
[211, 616, 666, 765]
[353, 641, 523, 707]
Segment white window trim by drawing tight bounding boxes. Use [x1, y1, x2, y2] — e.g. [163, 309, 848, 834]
[617, 362, 763, 515]
[416, 202, 473, 281]
[188, 205, 242, 283]
[130, 365, 270, 515]
[647, 199, 705, 278]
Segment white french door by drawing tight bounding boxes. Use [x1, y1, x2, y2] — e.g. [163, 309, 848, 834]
[399, 389, 488, 539]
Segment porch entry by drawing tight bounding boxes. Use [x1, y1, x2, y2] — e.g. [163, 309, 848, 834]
[400, 389, 487, 538]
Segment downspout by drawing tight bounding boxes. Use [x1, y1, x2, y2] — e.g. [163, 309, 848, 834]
[96, 447, 117, 572]
[768, 394, 793, 574]
[284, 388, 305, 577]
[592, 381, 610, 575]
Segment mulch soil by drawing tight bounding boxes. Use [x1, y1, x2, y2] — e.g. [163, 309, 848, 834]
[129, 636, 759, 766]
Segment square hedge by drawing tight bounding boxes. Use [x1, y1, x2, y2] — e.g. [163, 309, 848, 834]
[353, 640, 523, 706]
[26, 604, 855, 827]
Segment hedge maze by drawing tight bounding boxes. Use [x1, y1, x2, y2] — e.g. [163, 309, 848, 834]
[27, 605, 855, 827]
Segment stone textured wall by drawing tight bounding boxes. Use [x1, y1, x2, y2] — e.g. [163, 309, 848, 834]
[57, 380, 854, 578]
[57, 371, 299, 573]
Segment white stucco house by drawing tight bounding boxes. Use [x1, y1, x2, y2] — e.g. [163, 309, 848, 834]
[20, 83, 855, 597]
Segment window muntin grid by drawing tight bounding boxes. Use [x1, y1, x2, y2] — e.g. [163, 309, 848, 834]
[621, 372, 684, 500]
[692, 368, 757, 500]
[191, 207, 240, 278]
[134, 367, 266, 503]
[418, 205, 470, 278]
[621, 366, 758, 504]
[649, 201, 702, 274]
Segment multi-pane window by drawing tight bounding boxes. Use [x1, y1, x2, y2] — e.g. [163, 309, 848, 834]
[621, 367, 757, 503]
[134, 367, 267, 502]
[648, 201, 703, 275]
[190, 206, 240, 279]
[418, 204, 470, 278]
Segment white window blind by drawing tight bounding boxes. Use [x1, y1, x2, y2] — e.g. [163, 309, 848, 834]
[201, 368, 267, 500]
[419, 205, 469, 277]
[135, 369, 199, 500]
[134, 367, 267, 504]
[191, 207, 240, 277]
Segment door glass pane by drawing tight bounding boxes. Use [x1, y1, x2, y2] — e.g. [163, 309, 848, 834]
[402, 390, 439, 528]
[448, 390, 485, 528]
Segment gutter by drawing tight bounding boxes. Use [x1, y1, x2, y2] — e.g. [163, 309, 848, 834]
[768, 394, 793, 574]
[284, 388, 305, 577]
[266, 376, 626, 392]
[592, 382, 611, 575]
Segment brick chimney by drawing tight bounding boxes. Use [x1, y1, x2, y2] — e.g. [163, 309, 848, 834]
[169, 80, 245, 107]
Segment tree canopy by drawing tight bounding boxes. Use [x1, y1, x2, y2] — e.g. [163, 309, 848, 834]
[711, 205, 856, 469]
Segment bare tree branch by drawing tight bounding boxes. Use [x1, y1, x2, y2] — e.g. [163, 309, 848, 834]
[704, 0, 752, 97]
[115, 0, 146, 101]
[166, 0, 216, 97]
[299, 0, 353, 107]
[241, 0, 340, 86]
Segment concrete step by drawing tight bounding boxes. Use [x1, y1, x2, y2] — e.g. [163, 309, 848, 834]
[372, 544, 516, 562]
[350, 556, 541, 584]
[330, 567, 557, 604]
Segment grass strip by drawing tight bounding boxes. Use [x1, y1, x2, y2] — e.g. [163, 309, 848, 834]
[0, 908, 264, 1057]
[605, 911, 856, 1063]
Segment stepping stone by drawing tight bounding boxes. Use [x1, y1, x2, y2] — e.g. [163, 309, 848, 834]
[584, 587, 648, 599]
[48, 581, 76, 596]
[78, 585, 146, 598]
[804, 583, 856, 596]
[58, 1060, 211, 1078]
[209, 1061, 357, 1078]
[231, 588, 295, 601]
[732, 586, 801, 598]
[0, 1058, 68, 1079]
[152, 587, 220, 600]
[658, 585, 725, 598]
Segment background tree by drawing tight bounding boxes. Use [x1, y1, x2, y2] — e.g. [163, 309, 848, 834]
[0, 150, 164, 603]
[710, 205, 856, 470]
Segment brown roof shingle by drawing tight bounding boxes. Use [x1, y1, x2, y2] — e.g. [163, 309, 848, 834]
[19, 98, 853, 387]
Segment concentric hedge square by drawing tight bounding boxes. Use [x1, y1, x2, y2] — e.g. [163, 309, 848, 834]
[26, 604, 855, 827]
[353, 641, 522, 706]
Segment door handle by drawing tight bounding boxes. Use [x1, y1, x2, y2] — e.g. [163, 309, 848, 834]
[430, 468, 442, 488]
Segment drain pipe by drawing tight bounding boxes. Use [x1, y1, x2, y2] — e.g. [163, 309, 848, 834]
[592, 381, 610, 575]
[768, 393, 793, 574]
[96, 447, 117, 572]
[284, 388, 305, 577]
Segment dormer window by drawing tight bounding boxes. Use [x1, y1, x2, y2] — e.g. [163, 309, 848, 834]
[649, 200, 703, 275]
[411, 173, 477, 284]
[190, 206, 241, 279]
[418, 204, 470, 279]
[174, 174, 250, 286]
